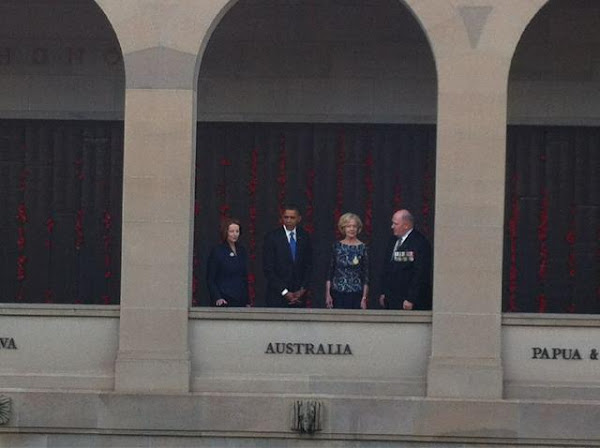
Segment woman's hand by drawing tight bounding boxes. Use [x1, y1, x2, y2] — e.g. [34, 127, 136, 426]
[360, 297, 368, 310]
[325, 295, 333, 309]
[216, 299, 228, 307]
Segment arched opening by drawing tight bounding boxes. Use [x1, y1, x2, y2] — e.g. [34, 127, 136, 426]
[0, 0, 125, 304]
[193, 0, 437, 308]
[504, 0, 600, 313]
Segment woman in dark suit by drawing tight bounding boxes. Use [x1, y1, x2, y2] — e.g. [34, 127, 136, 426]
[206, 218, 249, 307]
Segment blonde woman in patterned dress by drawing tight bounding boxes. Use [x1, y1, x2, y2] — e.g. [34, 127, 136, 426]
[325, 213, 369, 309]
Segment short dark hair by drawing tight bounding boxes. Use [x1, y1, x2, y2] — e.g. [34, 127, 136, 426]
[220, 217, 241, 242]
[281, 204, 302, 215]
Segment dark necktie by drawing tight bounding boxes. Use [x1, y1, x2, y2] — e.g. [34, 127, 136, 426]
[289, 231, 297, 260]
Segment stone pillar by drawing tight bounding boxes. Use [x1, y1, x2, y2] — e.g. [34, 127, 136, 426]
[114, 63, 197, 393]
[427, 51, 507, 396]
[90, 0, 235, 393]
[94, 0, 231, 393]
[114, 89, 195, 392]
[402, 0, 547, 398]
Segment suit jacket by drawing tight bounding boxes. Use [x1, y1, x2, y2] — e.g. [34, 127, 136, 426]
[262, 226, 312, 307]
[206, 242, 249, 307]
[380, 229, 432, 310]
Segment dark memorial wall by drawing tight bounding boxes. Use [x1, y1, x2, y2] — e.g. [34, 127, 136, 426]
[0, 120, 123, 304]
[1, 120, 598, 312]
[504, 126, 600, 313]
[193, 122, 436, 307]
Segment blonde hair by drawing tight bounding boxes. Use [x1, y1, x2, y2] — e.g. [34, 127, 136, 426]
[338, 213, 363, 235]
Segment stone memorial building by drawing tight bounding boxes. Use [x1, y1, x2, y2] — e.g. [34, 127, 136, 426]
[0, 0, 599, 446]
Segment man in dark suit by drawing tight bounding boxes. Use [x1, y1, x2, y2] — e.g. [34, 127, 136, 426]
[379, 209, 432, 310]
[263, 205, 312, 307]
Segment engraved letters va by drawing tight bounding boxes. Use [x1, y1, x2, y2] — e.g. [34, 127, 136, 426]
[531, 347, 598, 360]
[0, 338, 17, 350]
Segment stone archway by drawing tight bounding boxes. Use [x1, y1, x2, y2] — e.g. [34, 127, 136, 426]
[193, 0, 438, 307]
[504, 0, 600, 313]
[0, 0, 125, 304]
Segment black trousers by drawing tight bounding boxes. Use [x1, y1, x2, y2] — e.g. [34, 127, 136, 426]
[331, 290, 362, 309]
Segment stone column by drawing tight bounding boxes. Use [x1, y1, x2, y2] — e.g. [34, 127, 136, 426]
[114, 84, 196, 393]
[95, 0, 230, 393]
[115, 58, 196, 392]
[403, 0, 547, 398]
[427, 50, 507, 397]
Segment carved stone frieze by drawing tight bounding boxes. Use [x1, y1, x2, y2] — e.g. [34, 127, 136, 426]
[291, 400, 322, 434]
[0, 395, 11, 425]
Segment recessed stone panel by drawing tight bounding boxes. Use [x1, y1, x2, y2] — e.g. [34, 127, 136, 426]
[190, 312, 431, 396]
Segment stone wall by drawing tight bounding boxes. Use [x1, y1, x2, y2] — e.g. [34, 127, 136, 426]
[2, 1, 600, 125]
[2, 0, 600, 446]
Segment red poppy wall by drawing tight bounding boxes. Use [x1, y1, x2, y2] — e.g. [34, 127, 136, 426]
[504, 126, 600, 313]
[193, 122, 436, 307]
[1, 120, 597, 310]
[0, 120, 123, 304]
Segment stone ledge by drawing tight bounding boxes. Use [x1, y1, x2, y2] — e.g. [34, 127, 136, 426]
[0, 304, 120, 318]
[0, 305, 433, 323]
[6, 307, 599, 327]
[1, 391, 600, 444]
[1, 431, 599, 447]
[189, 308, 432, 323]
[503, 313, 600, 327]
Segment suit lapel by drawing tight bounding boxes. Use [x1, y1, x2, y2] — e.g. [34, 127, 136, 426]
[400, 231, 414, 248]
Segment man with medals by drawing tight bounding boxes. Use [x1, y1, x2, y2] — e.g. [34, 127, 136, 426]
[379, 209, 432, 310]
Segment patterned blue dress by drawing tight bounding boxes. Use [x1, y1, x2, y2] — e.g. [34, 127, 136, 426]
[327, 242, 369, 309]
